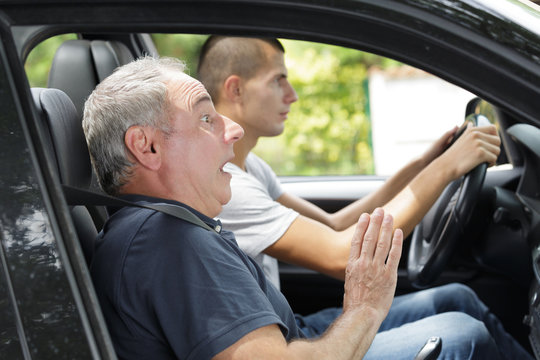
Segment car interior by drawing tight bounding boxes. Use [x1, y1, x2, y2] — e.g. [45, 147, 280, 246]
[32, 86, 97, 265]
[22, 29, 540, 358]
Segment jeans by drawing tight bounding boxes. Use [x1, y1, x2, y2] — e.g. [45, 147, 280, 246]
[295, 283, 533, 359]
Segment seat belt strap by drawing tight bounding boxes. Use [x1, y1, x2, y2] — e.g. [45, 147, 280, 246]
[62, 184, 217, 233]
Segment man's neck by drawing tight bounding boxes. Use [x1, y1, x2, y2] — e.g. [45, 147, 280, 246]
[231, 134, 258, 170]
[216, 103, 259, 171]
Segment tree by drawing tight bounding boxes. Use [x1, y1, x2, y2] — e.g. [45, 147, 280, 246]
[256, 40, 398, 176]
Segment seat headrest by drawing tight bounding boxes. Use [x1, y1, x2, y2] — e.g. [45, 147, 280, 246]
[32, 87, 92, 189]
[48, 39, 134, 118]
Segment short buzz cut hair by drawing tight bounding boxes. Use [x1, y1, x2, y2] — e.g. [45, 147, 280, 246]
[197, 36, 284, 104]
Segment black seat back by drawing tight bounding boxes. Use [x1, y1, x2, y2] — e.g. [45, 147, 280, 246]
[32, 88, 92, 188]
[48, 39, 135, 118]
[47, 39, 135, 229]
[32, 87, 97, 264]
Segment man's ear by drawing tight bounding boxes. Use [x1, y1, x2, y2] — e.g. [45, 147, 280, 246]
[223, 75, 242, 102]
[124, 126, 162, 171]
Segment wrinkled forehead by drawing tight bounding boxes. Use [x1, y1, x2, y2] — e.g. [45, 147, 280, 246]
[167, 71, 210, 113]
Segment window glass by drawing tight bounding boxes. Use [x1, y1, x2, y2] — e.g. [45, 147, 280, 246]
[0, 251, 24, 359]
[154, 35, 477, 176]
[1, 39, 92, 358]
[152, 33, 206, 77]
[25, 34, 77, 87]
[27, 34, 500, 179]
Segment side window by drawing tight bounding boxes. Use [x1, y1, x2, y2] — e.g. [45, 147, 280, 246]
[154, 35, 497, 177]
[256, 40, 476, 177]
[367, 65, 475, 175]
[25, 34, 77, 87]
[1, 38, 93, 357]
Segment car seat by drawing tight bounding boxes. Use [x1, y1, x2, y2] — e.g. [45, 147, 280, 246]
[47, 39, 135, 229]
[48, 39, 135, 118]
[32, 87, 97, 265]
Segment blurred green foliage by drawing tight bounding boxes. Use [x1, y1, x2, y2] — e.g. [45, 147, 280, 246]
[257, 40, 391, 176]
[152, 34, 207, 76]
[154, 34, 400, 176]
[27, 33, 399, 176]
[25, 34, 77, 87]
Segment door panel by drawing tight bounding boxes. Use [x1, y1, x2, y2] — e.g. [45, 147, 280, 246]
[0, 31, 95, 358]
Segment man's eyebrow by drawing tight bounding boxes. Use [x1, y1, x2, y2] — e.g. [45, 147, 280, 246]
[193, 94, 211, 108]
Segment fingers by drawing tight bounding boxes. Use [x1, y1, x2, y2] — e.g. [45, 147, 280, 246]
[465, 125, 501, 165]
[444, 126, 459, 143]
[343, 209, 403, 315]
[482, 141, 501, 165]
[359, 208, 384, 259]
[349, 213, 369, 262]
[466, 123, 499, 144]
[386, 228, 403, 272]
[451, 124, 500, 164]
[373, 212, 394, 264]
[348, 208, 404, 274]
[476, 123, 498, 135]
[423, 126, 459, 163]
[351, 208, 401, 266]
[435, 126, 458, 148]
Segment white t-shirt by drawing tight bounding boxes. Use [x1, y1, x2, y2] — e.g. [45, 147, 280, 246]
[219, 153, 299, 289]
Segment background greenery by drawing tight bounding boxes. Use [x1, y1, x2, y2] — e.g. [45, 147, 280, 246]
[25, 34, 77, 87]
[26, 34, 401, 176]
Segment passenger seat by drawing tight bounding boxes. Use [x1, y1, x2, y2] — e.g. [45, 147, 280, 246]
[48, 39, 134, 118]
[47, 39, 135, 230]
[32, 87, 97, 265]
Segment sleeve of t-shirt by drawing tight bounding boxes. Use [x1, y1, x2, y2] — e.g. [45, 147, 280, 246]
[123, 213, 294, 360]
[245, 153, 285, 200]
[219, 155, 299, 258]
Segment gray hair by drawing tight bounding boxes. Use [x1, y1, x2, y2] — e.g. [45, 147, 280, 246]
[82, 56, 186, 195]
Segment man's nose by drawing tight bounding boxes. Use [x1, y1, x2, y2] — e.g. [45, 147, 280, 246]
[223, 116, 244, 144]
[285, 81, 298, 104]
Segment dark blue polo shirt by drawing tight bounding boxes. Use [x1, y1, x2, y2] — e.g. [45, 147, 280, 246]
[90, 195, 301, 359]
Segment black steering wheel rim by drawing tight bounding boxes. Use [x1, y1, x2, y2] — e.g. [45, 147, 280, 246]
[407, 114, 489, 288]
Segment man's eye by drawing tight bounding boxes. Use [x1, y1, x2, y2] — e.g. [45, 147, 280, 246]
[201, 114, 210, 123]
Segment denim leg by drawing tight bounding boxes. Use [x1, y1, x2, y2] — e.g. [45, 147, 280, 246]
[295, 307, 342, 338]
[365, 312, 501, 360]
[295, 283, 531, 359]
[381, 283, 532, 359]
[294, 284, 469, 337]
[381, 283, 475, 330]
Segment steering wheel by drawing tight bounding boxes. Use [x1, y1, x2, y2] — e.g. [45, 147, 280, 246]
[407, 113, 490, 288]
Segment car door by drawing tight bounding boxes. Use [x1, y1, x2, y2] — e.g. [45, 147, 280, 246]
[0, 15, 116, 359]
